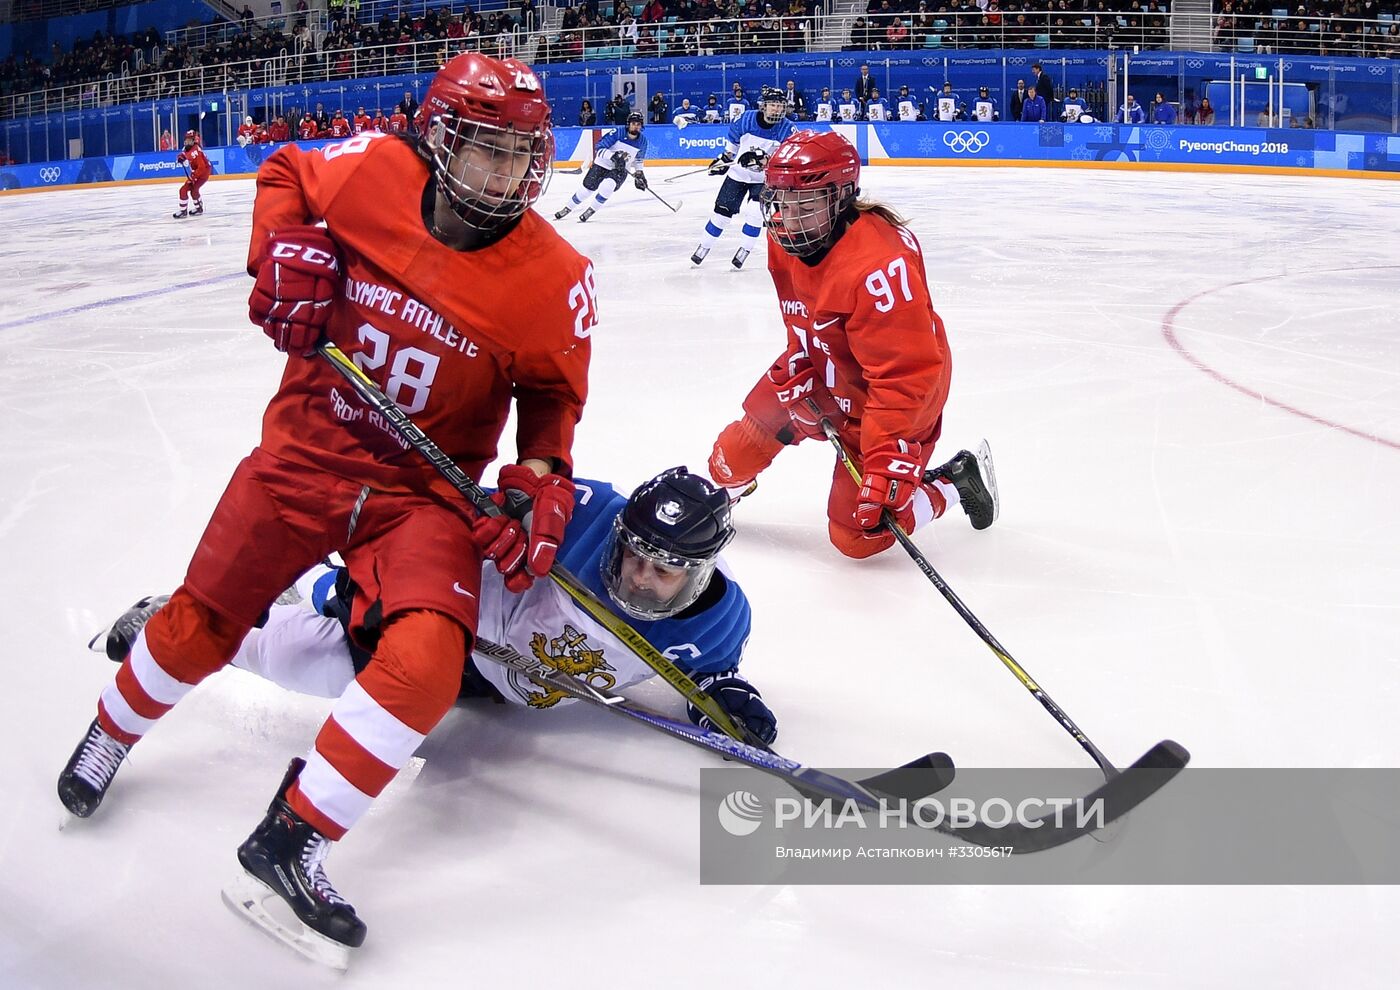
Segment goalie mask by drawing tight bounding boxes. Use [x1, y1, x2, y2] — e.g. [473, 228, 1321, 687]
[418, 52, 554, 234]
[601, 468, 735, 621]
[759, 85, 788, 126]
[761, 130, 861, 257]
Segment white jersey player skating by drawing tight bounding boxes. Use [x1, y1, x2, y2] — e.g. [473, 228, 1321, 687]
[92, 470, 777, 744]
[690, 86, 797, 272]
[555, 112, 650, 223]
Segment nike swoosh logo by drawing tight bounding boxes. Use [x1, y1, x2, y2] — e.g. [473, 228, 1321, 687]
[452, 582, 477, 599]
[813, 317, 841, 330]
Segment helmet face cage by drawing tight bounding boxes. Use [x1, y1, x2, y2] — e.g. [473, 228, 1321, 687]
[601, 516, 721, 621]
[759, 86, 788, 124]
[761, 180, 854, 257]
[428, 113, 553, 234]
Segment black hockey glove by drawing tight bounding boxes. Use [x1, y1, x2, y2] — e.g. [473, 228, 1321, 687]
[708, 153, 734, 176]
[736, 148, 768, 171]
[687, 669, 777, 745]
[633, 170, 648, 191]
[610, 150, 630, 170]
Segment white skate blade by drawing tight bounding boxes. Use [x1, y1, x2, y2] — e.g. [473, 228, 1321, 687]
[221, 873, 353, 971]
[974, 439, 1000, 525]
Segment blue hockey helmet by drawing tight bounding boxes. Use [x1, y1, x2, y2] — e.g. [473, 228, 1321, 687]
[601, 467, 735, 621]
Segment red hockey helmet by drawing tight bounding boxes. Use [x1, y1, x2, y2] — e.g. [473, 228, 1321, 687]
[418, 52, 554, 234]
[760, 130, 861, 257]
[182, 129, 198, 148]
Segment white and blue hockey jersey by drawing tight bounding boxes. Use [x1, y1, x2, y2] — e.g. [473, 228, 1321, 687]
[836, 96, 861, 121]
[472, 479, 752, 708]
[865, 97, 891, 122]
[896, 95, 923, 121]
[592, 127, 648, 171]
[934, 90, 961, 121]
[726, 95, 750, 122]
[1061, 97, 1088, 122]
[813, 97, 836, 122]
[702, 102, 724, 123]
[972, 95, 1000, 122]
[724, 110, 798, 184]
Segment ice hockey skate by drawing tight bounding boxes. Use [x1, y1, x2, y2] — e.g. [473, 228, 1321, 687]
[731, 247, 750, 270]
[222, 758, 367, 970]
[690, 244, 709, 265]
[926, 439, 999, 530]
[190, 202, 204, 216]
[578, 207, 596, 222]
[57, 718, 131, 818]
[171, 207, 188, 219]
[553, 205, 572, 220]
[88, 594, 169, 661]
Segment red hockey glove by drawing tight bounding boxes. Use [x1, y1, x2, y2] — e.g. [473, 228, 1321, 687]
[176, 152, 187, 165]
[709, 415, 784, 488]
[490, 464, 575, 592]
[248, 225, 342, 356]
[769, 364, 850, 441]
[471, 514, 529, 592]
[855, 440, 930, 532]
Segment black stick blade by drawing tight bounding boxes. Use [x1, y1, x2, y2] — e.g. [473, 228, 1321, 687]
[860, 753, 957, 802]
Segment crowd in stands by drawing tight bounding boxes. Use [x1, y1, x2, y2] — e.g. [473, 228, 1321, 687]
[536, 0, 823, 61]
[1215, 0, 1400, 55]
[845, 0, 1172, 51]
[4, 0, 1400, 113]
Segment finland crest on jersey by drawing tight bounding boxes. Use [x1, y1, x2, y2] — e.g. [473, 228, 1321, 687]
[897, 98, 920, 121]
[973, 98, 999, 122]
[936, 95, 959, 121]
[726, 110, 798, 184]
[592, 128, 648, 171]
[814, 100, 835, 121]
[469, 479, 750, 708]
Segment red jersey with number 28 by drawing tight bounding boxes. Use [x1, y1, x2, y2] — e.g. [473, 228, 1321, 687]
[248, 132, 595, 496]
[766, 211, 950, 455]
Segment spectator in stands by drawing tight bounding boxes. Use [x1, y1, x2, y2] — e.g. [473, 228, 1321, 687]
[1020, 84, 1047, 121]
[1118, 94, 1146, 124]
[1196, 97, 1215, 126]
[521, 0, 539, 32]
[649, 92, 669, 123]
[1151, 92, 1176, 124]
[578, 99, 598, 126]
[886, 16, 911, 48]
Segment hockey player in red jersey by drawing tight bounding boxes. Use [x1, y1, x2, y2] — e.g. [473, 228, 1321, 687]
[388, 104, 410, 133]
[298, 112, 318, 139]
[57, 52, 592, 968]
[237, 114, 259, 146]
[173, 130, 211, 218]
[352, 106, 372, 133]
[708, 130, 997, 559]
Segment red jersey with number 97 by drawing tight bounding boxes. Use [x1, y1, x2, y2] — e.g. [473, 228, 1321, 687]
[766, 211, 950, 456]
[247, 132, 594, 497]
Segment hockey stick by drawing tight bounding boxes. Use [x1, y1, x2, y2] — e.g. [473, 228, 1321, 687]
[316, 342, 763, 749]
[810, 403, 1188, 781]
[663, 164, 711, 183]
[640, 182, 682, 213]
[477, 632, 1185, 853]
[472, 635, 955, 805]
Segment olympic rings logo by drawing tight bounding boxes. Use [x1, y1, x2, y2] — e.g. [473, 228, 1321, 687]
[39, 167, 61, 182]
[942, 130, 989, 154]
[1186, 59, 1204, 68]
[836, 58, 855, 66]
[1370, 66, 1387, 76]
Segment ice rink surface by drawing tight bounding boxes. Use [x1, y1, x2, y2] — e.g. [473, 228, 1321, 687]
[1, 163, 1397, 988]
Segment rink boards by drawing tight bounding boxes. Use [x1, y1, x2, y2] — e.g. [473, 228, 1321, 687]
[3, 120, 1399, 194]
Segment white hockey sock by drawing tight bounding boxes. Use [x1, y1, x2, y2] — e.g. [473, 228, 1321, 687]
[929, 477, 958, 516]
